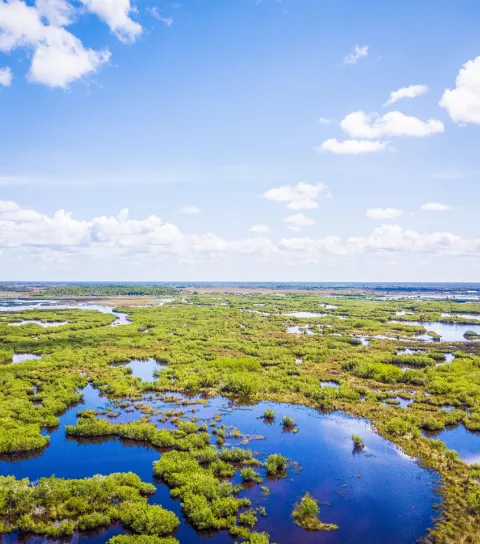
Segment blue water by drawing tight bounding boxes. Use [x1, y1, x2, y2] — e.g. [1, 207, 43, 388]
[423, 425, 480, 465]
[0, 300, 131, 327]
[0, 384, 439, 544]
[126, 358, 161, 381]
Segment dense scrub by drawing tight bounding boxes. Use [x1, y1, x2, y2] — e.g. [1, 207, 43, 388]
[0, 472, 177, 537]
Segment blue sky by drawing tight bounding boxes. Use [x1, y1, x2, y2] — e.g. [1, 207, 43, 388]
[1, 0, 480, 281]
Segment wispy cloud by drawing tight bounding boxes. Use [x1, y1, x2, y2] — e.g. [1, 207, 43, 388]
[421, 202, 451, 212]
[384, 84, 428, 106]
[179, 205, 201, 214]
[366, 208, 403, 219]
[319, 138, 388, 154]
[147, 7, 173, 25]
[343, 45, 368, 65]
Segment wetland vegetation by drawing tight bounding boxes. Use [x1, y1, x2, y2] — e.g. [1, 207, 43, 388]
[0, 285, 480, 542]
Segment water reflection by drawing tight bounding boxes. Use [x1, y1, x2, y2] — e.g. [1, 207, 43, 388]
[126, 358, 162, 381]
[12, 353, 43, 363]
[9, 320, 69, 328]
[0, 299, 131, 327]
[0, 386, 438, 544]
[393, 320, 480, 342]
[286, 326, 314, 335]
[423, 425, 480, 464]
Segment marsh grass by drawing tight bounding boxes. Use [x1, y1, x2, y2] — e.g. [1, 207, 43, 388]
[2, 291, 480, 541]
[292, 492, 338, 532]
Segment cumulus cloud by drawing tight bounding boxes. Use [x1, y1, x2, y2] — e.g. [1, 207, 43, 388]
[0, 0, 145, 87]
[421, 202, 451, 212]
[343, 45, 368, 65]
[366, 208, 403, 219]
[0, 0, 111, 88]
[384, 84, 428, 106]
[1, 202, 479, 263]
[0, 65, 12, 86]
[341, 111, 444, 139]
[79, 0, 142, 43]
[319, 138, 388, 154]
[35, 0, 75, 26]
[440, 56, 480, 124]
[29, 30, 110, 87]
[179, 205, 201, 215]
[283, 213, 315, 229]
[263, 182, 331, 210]
[249, 224, 269, 233]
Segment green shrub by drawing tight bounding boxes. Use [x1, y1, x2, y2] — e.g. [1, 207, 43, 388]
[108, 536, 179, 544]
[281, 416, 296, 427]
[263, 409, 275, 419]
[292, 492, 338, 531]
[240, 467, 263, 483]
[352, 434, 364, 449]
[119, 503, 180, 535]
[265, 454, 287, 475]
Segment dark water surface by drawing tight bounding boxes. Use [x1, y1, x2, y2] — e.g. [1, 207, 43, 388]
[0, 384, 439, 544]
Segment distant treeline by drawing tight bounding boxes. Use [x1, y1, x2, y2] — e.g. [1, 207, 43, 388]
[36, 285, 178, 297]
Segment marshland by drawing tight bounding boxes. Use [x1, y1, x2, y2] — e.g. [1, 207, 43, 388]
[0, 284, 480, 543]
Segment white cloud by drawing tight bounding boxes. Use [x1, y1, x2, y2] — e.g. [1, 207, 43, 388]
[283, 213, 315, 228]
[249, 224, 269, 233]
[0, 200, 20, 212]
[147, 7, 173, 25]
[0, 66, 12, 86]
[346, 224, 471, 256]
[343, 45, 368, 65]
[263, 182, 331, 210]
[341, 111, 444, 139]
[440, 56, 480, 124]
[317, 117, 332, 124]
[0, 0, 110, 88]
[384, 84, 428, 106]
[319, 138, 388, 154]
[29, 29, 110, 87]
[421, 202, 451, 212]
[79, 0, 142, 43]
[1, 201, 479, 264]
[366, 208, 403, 219]
[35, 0, 75, 26]
[179, 205, 201, 215]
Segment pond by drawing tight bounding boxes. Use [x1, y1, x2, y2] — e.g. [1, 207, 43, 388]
[286, 326, 314, 335]
[12, 353, 43, 363]
[285, 312, 327, 318]
[396, 348, 424, 356]
[126, 358, 163, 381]
[383, 396, 413, 409]
[8, 320, 69, 327]
[354, 336, 370, 346]
[423, 425, 480, 465]
[0, 385, 439, 544]
[441, 313, 480, 321]
[0, 299, 131, 327]
[321, 381, 340, 389]
[394, 320, 480, 342]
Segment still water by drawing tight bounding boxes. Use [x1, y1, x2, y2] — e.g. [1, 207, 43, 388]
[0, 384, 439, 544]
